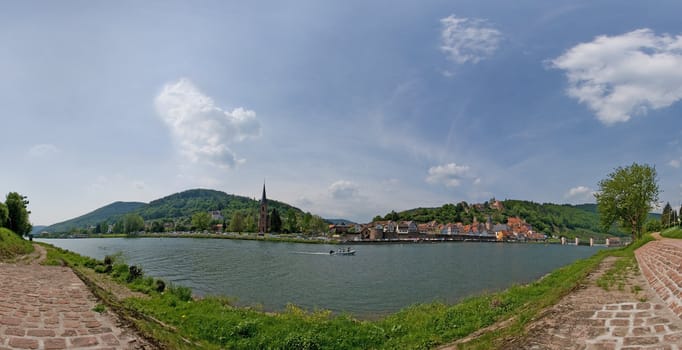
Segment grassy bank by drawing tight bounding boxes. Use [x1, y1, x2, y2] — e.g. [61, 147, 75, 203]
[661, 227, 682, 239]
[39, 236, 653, 349]
[0, 227, 34, 261]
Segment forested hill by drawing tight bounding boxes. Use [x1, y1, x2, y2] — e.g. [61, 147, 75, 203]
[44, 189, 304, 233]
[46, 201, 146, 233]
[377, 199, 625, 239]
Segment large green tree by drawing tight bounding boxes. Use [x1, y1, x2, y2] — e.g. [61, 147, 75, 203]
[0, 202, 8, 228]
[5, 192, 32, 235]
[191, 212, 212, 231]
[269, 208, 282, 233]
[123, 213, 145, 233]
[662, 202, 673, 228]
[595, 163, 659, 240]
[229, 211, 244, 232]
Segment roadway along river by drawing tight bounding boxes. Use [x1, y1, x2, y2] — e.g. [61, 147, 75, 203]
[40, 238, 601, 318]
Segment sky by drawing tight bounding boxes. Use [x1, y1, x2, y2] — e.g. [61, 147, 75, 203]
[2, 0, 682, 225]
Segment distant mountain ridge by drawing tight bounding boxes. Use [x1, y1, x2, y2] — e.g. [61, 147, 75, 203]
[46, 201, 146, 233]
[44, 189, 304, 233]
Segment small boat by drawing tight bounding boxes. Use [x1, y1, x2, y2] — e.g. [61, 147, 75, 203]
[329, 248, 356, 256]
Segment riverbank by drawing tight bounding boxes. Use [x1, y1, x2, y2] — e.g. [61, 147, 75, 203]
[29, 236, 653, 349]
[41, 232, 338, 245]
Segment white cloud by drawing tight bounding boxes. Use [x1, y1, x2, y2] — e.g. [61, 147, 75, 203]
[440, 14, 502, 64]
[565, 185, 594, 202]
[552, 29, 682, 125]
[669, 159, 681, 168]
[329, 180, 360, 199]
[27, 143, 59, 157]
[426, 163, 471, 188]
[155, 78, 261, 168]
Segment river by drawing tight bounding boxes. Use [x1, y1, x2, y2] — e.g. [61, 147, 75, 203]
[39, 237, 601, 318]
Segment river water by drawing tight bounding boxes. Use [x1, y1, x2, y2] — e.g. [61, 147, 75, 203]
[39, 238, 601, 318]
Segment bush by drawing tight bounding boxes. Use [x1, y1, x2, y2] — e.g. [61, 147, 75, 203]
[127, 265, 143, 283]
[168, 284, 193, 302]
[282, 334, 320, 350]
[155, 279, 166, 293]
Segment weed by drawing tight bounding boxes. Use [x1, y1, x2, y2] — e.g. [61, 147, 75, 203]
[93, 304, 106, 313]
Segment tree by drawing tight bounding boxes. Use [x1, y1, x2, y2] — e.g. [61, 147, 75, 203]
[229, 211, 244, 233]
[112, 220, 124, 233]
[191, 212, 211, 231]
[5, 192, 31, 236]
[309, 215, 328, 234]
[269, 208, 282, 233]
[662, 202, 673, 228]
[679, 206, 682, 227]
[123, 214, 145, 233]
[0, 202, 8, 228]
[284, 210, 298, 233]
[595, 163, 659, 240]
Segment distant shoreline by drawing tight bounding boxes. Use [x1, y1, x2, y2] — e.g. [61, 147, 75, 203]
[37, 232, 612, 247]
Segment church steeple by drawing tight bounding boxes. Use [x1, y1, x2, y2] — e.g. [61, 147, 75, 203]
[258, 182, 268, 234]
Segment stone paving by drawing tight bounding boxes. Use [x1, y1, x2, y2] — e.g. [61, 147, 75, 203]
[0, 246, 152, 349]
[637, 235, 682, 321]
[502, 246, 682, 349]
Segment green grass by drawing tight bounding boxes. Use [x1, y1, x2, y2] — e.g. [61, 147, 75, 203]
[0, 227, 34, 261]
[39, 236, 656, 349]
[661, 227, 682, 238]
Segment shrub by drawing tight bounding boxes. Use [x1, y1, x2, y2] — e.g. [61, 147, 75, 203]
[168, 284, 193, 302]
[127, 265, 143, 283]
[282, 334, 320, 350]
[155, 279, 166, 293]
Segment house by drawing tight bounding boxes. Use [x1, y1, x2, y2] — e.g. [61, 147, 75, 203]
[210, 211, 224, 221]
[397, 221, 418, 235]
[440, 223, 460, 235]
[329, 223, 350, 235]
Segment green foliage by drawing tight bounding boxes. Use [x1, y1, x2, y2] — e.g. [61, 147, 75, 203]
[0, 227, 34, 261]
[93, 304, 106, 313]
[378, 200, 620, 239]
[661, 227, 682, 239]
[5, 192, 32, 235]
[123, 213, 145, 234]
[191, 212, 212, 231]
[46, 201, 145, 233]
[596, 163, 660, 240]
[0, 202, 8, 228]
[645, 219, 662, 233]
[44, 189, 306, 234]
[229, 211, 245, 232]
[269, 208, 282, 233]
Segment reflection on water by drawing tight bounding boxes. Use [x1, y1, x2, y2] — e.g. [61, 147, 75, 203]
[40, 238, 601, 317]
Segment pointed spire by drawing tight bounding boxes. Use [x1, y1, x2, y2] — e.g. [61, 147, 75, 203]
[261, 181, 267, 203]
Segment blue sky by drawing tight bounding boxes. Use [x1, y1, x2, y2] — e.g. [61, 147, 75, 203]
[3, 0, 682, 225]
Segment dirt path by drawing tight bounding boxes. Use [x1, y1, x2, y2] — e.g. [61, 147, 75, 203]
[0, 247, 155, 349]
[500, 244, 682, 349]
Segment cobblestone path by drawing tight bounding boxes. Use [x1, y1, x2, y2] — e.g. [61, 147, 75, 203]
[637, 235, 682, 321]
[503, 243, 682, 349]
[0, 245, 152, 349]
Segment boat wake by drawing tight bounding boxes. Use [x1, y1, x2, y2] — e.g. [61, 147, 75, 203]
[291, 252, 331, 255]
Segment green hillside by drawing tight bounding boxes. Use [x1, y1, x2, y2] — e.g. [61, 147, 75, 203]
[0, 228, 34, 261]
[138, 189, 299, 220]
[46, 201, 146, 233]
[44, 189, 305, 233]
[377, 199, 625, 239]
